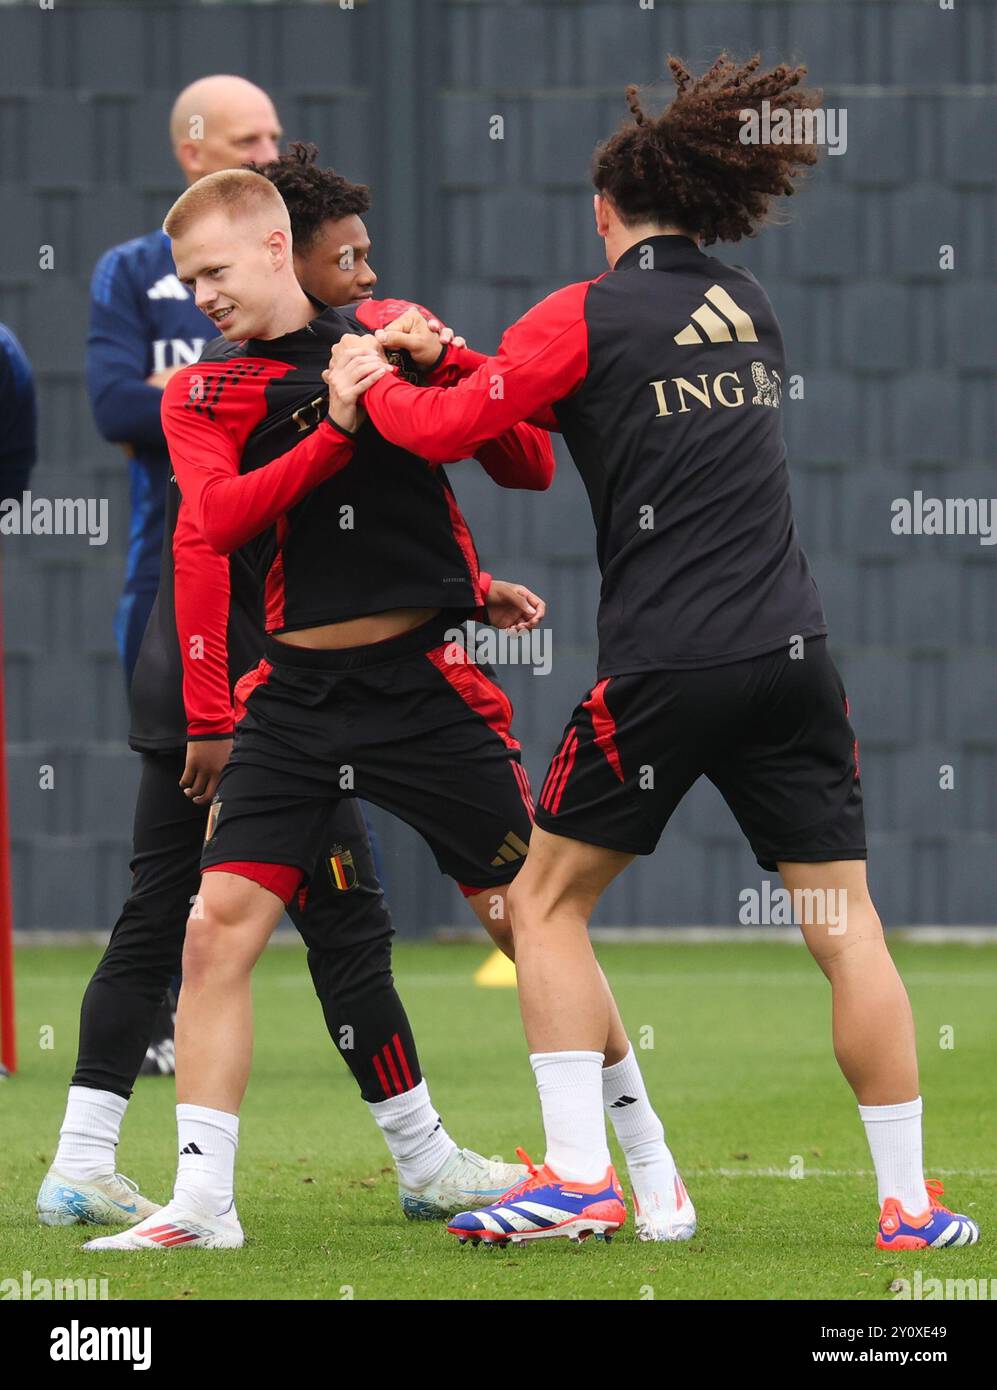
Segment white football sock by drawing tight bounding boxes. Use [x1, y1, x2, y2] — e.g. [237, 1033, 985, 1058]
[531, 1050, 610, 1183]
[602, 1044, 679, 1207]
[53, 1086, 128, 1181]
[172, 1104, 240, 1217]
[858, 1096, 929, 1213]
[367, 1079, 457, 1189]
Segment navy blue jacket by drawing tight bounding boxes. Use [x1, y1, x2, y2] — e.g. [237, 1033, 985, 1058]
[0, 323, 37, 503]
[86, 227, 213, 598]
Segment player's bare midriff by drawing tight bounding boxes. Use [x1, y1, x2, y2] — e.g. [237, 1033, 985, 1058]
[273, 606, 442, 650]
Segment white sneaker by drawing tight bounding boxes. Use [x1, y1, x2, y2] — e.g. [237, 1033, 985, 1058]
[633, 1171, 697, 1242]
[37, 1167, 161, 1228]
[399, 1148, 527, 1221]
[82, 1198, 243, 1251]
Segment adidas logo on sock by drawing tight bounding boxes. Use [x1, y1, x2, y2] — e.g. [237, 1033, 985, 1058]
[610, 1094, 638, 1109]
[674, 284, 758, 345]
[179, 1142, 203, 1156]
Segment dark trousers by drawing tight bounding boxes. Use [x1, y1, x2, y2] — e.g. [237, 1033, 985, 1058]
[72, 749, 421, 1103]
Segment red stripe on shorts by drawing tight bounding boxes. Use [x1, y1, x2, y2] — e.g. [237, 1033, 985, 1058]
[540, 728, 573, 809]
[546, 730, 579, 815]
[425, 643, 520, 751]
[582, 678, 624, 782]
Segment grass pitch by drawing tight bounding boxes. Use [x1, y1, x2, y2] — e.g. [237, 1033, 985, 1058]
[2, 941, 995, 1301]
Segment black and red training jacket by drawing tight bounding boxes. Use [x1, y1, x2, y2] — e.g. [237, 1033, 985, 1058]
[363, 235, 827, 679]
[129, 298, 554, 748]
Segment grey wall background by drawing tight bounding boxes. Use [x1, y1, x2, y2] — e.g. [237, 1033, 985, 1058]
[2, 0, 995, 932]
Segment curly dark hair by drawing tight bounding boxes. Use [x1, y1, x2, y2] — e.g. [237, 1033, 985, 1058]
[252, 142, 372, 250]
[592, 54, 823, 245]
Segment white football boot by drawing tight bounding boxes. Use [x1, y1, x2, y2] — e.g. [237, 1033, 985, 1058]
[37, 1167, 161, 1228]
[400, 1147, 528, 1220]
[633, 1171, 697, 1242]
[82, 1198, 243, 1251]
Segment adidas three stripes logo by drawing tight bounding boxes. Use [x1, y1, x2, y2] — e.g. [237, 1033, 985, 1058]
[674, 284, 758, 345]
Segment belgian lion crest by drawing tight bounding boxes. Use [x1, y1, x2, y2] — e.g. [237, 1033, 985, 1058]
[750, 361, 782, 407]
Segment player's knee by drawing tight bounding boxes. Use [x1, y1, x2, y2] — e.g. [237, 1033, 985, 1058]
[802, 903, 886, 973]
[507, 870, 590, 932]
[181, 881, 271, 982]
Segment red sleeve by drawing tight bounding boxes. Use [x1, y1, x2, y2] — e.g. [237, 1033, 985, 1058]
[162, 366, 357, 554]
[424, 341, 487, 388]
[473, 423, 555, 490]
[426, 341, 560, 433]
[430, 341, 557, 486]
[173, 498, 236, 739]
[354, 297, 438, 331]
[363, 281, 591, 462]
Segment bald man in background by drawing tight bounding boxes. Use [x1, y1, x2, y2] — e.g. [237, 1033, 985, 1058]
[85, 77, 281, 1074]
[86, 75, 282, 687]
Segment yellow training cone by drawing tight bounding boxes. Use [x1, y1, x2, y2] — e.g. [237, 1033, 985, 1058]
[474, 949, 518, 988]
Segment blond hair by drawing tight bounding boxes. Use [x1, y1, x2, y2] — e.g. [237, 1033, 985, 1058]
[163, 168, 289, 240]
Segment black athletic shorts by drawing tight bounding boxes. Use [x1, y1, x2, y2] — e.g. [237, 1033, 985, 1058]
[533, 637, 866, 871]
[201, 609, 535, 897]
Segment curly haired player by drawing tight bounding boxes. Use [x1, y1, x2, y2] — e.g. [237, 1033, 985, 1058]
[336, 54, 978, 1251]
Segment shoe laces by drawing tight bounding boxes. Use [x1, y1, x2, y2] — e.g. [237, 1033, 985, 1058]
[112, 1173, 140, 1196]
[489, 1148, 543, 1204]
[925, 1179, 946, 1210]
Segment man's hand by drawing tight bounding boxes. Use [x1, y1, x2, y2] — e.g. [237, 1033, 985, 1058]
[374, 309, 467, 369]
[323, 337, 394, 432]
[180, 737, 233, 806]
[146, 365, 185, 391]
[485, 580, 546, 633]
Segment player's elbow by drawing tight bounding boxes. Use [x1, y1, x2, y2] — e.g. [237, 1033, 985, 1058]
[200, 520, 238, 556]
[91, 399, 132, 444]
[523, 463, 555, 491]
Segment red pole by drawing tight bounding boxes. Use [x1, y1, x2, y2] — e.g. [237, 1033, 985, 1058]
[0, 548, 16, 1074]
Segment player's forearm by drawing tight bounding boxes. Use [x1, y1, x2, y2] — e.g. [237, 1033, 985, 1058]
[176, 418, 356, 554]
[473, 423, 556, 491]
[364, 372, 528, 464]
[417, 339, 564, 430]
[174, 514, 236, 738]
[425, 342, 488, 387]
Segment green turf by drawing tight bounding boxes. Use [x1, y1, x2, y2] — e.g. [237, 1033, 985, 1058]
[2, 941, 994, 1301]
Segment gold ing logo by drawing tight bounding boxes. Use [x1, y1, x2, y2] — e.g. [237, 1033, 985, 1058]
[649, 361, 781, 417]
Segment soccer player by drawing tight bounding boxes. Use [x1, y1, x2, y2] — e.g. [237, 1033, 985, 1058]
[335, 56, 979, 1251]
[84, 168, 688, 1252]
[0, 323, 37, 503]
[38, 210, 545, 1234]
[86, 74, 284, 1073]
